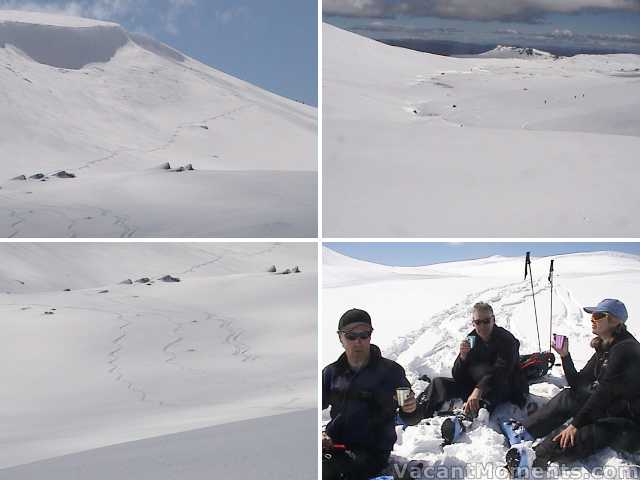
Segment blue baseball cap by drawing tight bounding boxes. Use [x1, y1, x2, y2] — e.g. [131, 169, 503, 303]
[583, 299, 628, 323]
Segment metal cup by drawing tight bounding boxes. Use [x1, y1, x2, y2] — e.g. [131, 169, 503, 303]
[553, 333, 567, 350]
[396, 387, 411, 407]
[466, 335, 476, 349]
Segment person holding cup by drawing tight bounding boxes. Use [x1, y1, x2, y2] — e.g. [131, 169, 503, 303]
[404, 302, 528, 425]
[506, 298, 640, 473]
[322, 308, 417, 480]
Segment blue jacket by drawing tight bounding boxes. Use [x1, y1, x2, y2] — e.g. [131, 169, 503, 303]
[322, 344, 412, 454]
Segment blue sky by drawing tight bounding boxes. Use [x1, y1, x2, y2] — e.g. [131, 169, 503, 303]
[324, 1, 640, 53]
[1, 0, 317, 106]
[326, 243, 640, 267]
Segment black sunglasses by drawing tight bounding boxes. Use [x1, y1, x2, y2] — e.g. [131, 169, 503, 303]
[592, 312, 608, 320]
[339, 330, 372, 341]
[472, 316, 494, 326]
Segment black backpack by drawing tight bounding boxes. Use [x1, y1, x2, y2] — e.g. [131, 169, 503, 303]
[519, 352, 556, 382]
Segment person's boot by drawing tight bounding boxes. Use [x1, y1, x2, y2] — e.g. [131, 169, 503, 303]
[505, 443, 536, 478]
[531, 436, 565, 469]
[500, 419, 534, 446]
[441, 414, 466, 446]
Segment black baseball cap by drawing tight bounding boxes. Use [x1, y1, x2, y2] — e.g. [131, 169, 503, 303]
[338, 308, 372, 331]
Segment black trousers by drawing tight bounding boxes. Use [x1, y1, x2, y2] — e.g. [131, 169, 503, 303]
[322, 447, 388, 480]
[416, 375, 511, 420]
[523, 387, 640, 467]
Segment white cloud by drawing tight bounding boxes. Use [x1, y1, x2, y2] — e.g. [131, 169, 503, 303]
[323, 0, 640, 22]
[551, 28, 575, 38]
[0, 0, 139, 20]
[492, 25, 640, 46]
[215, 6, 250, 25]
[323, 0, 388, 18]
[0, 0, 200, 35]
[169, 0, 195, 6]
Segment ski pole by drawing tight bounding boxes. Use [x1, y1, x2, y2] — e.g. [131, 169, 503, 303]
[548, 259, 554, 350]
[524, 252, 542, 352]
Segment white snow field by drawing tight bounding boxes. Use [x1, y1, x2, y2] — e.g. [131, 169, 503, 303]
[0, 11, 317, 237]
[323, 24, 640, 237]
[323, 247, 640, 477]
[0, 243, 317, 478]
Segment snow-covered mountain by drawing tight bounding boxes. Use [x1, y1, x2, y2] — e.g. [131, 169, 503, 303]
[322, 247, 640, 476]
[323, 23, 640, 236]
[479, 45, 557, 59]
[0, 11, 317, 237]
[0, 243, 316, 478]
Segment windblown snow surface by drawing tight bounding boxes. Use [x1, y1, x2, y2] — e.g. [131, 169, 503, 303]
[0, 243, 316, 479]
[323, 24, 640, 237]
[0, 11, 317, 237]
[323, 247, 640, 478]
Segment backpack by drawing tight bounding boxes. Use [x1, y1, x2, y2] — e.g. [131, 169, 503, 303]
[519, 352, 556, 382]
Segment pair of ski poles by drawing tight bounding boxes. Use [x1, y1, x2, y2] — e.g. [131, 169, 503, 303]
[524, 252, 554, 352]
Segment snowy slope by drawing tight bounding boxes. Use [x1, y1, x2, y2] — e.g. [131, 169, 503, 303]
[323, 24, 640, 236]
[322, 247, 640, 476]
[0, 410, 316, 480]
[0, 243, 316, 474]
[0, 11, 317, 237]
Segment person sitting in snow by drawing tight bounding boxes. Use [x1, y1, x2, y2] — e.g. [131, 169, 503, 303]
[507, 298, 640, 474]
[404, 302, 528, 425]
[322, 308, 417, 480]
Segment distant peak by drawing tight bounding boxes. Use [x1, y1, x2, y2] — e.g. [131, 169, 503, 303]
[480, 45, 557, 59]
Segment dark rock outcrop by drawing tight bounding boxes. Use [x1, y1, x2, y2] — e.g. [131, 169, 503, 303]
[159, 274, 180, 282]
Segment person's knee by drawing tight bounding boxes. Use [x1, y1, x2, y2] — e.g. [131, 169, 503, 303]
[431, 377, 450, 389]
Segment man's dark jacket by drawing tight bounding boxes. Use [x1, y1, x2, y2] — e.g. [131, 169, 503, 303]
[323, 344, 412, 455]
[452, 326, 528, 405]
[561, 328, 640, 428]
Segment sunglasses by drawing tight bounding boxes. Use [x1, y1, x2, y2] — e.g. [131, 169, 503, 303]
[472, 316, 493, 326]
[592, 312, 609, 321]
[340, 330, 372, 341]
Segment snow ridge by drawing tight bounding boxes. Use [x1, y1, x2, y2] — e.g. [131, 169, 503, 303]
[0, 15, 129, 69]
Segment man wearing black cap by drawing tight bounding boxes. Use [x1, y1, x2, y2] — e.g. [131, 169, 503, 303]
[506, 298, 640, 476]
[322, 308, 417, 480]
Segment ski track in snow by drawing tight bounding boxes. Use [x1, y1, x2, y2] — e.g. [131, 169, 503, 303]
[72, 103, 255, 171]
[0, 101, 255, 238]
[213, 311, 258, 363]
[386, 279, 543, 379]
[0, 245, 284, 412]
[0, 293, 245, 406]
[7, 208, 27, 238]
[0, 192, 139, 238]
[106, 311, 151, 404]
[145, 103, 255, 155]
[0, 300, 159, 404]
[176, 250, 225, 275]
[76, 147, 124, 171]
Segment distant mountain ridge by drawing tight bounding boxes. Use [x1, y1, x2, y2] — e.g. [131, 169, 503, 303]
[479, 44, 558, 59]
[377, 37, 635, 58]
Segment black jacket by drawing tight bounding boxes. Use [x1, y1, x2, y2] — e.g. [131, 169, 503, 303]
[562, 329, 640, 428]
[322, 344, 413, 455]
[452, 325, 528, 404]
